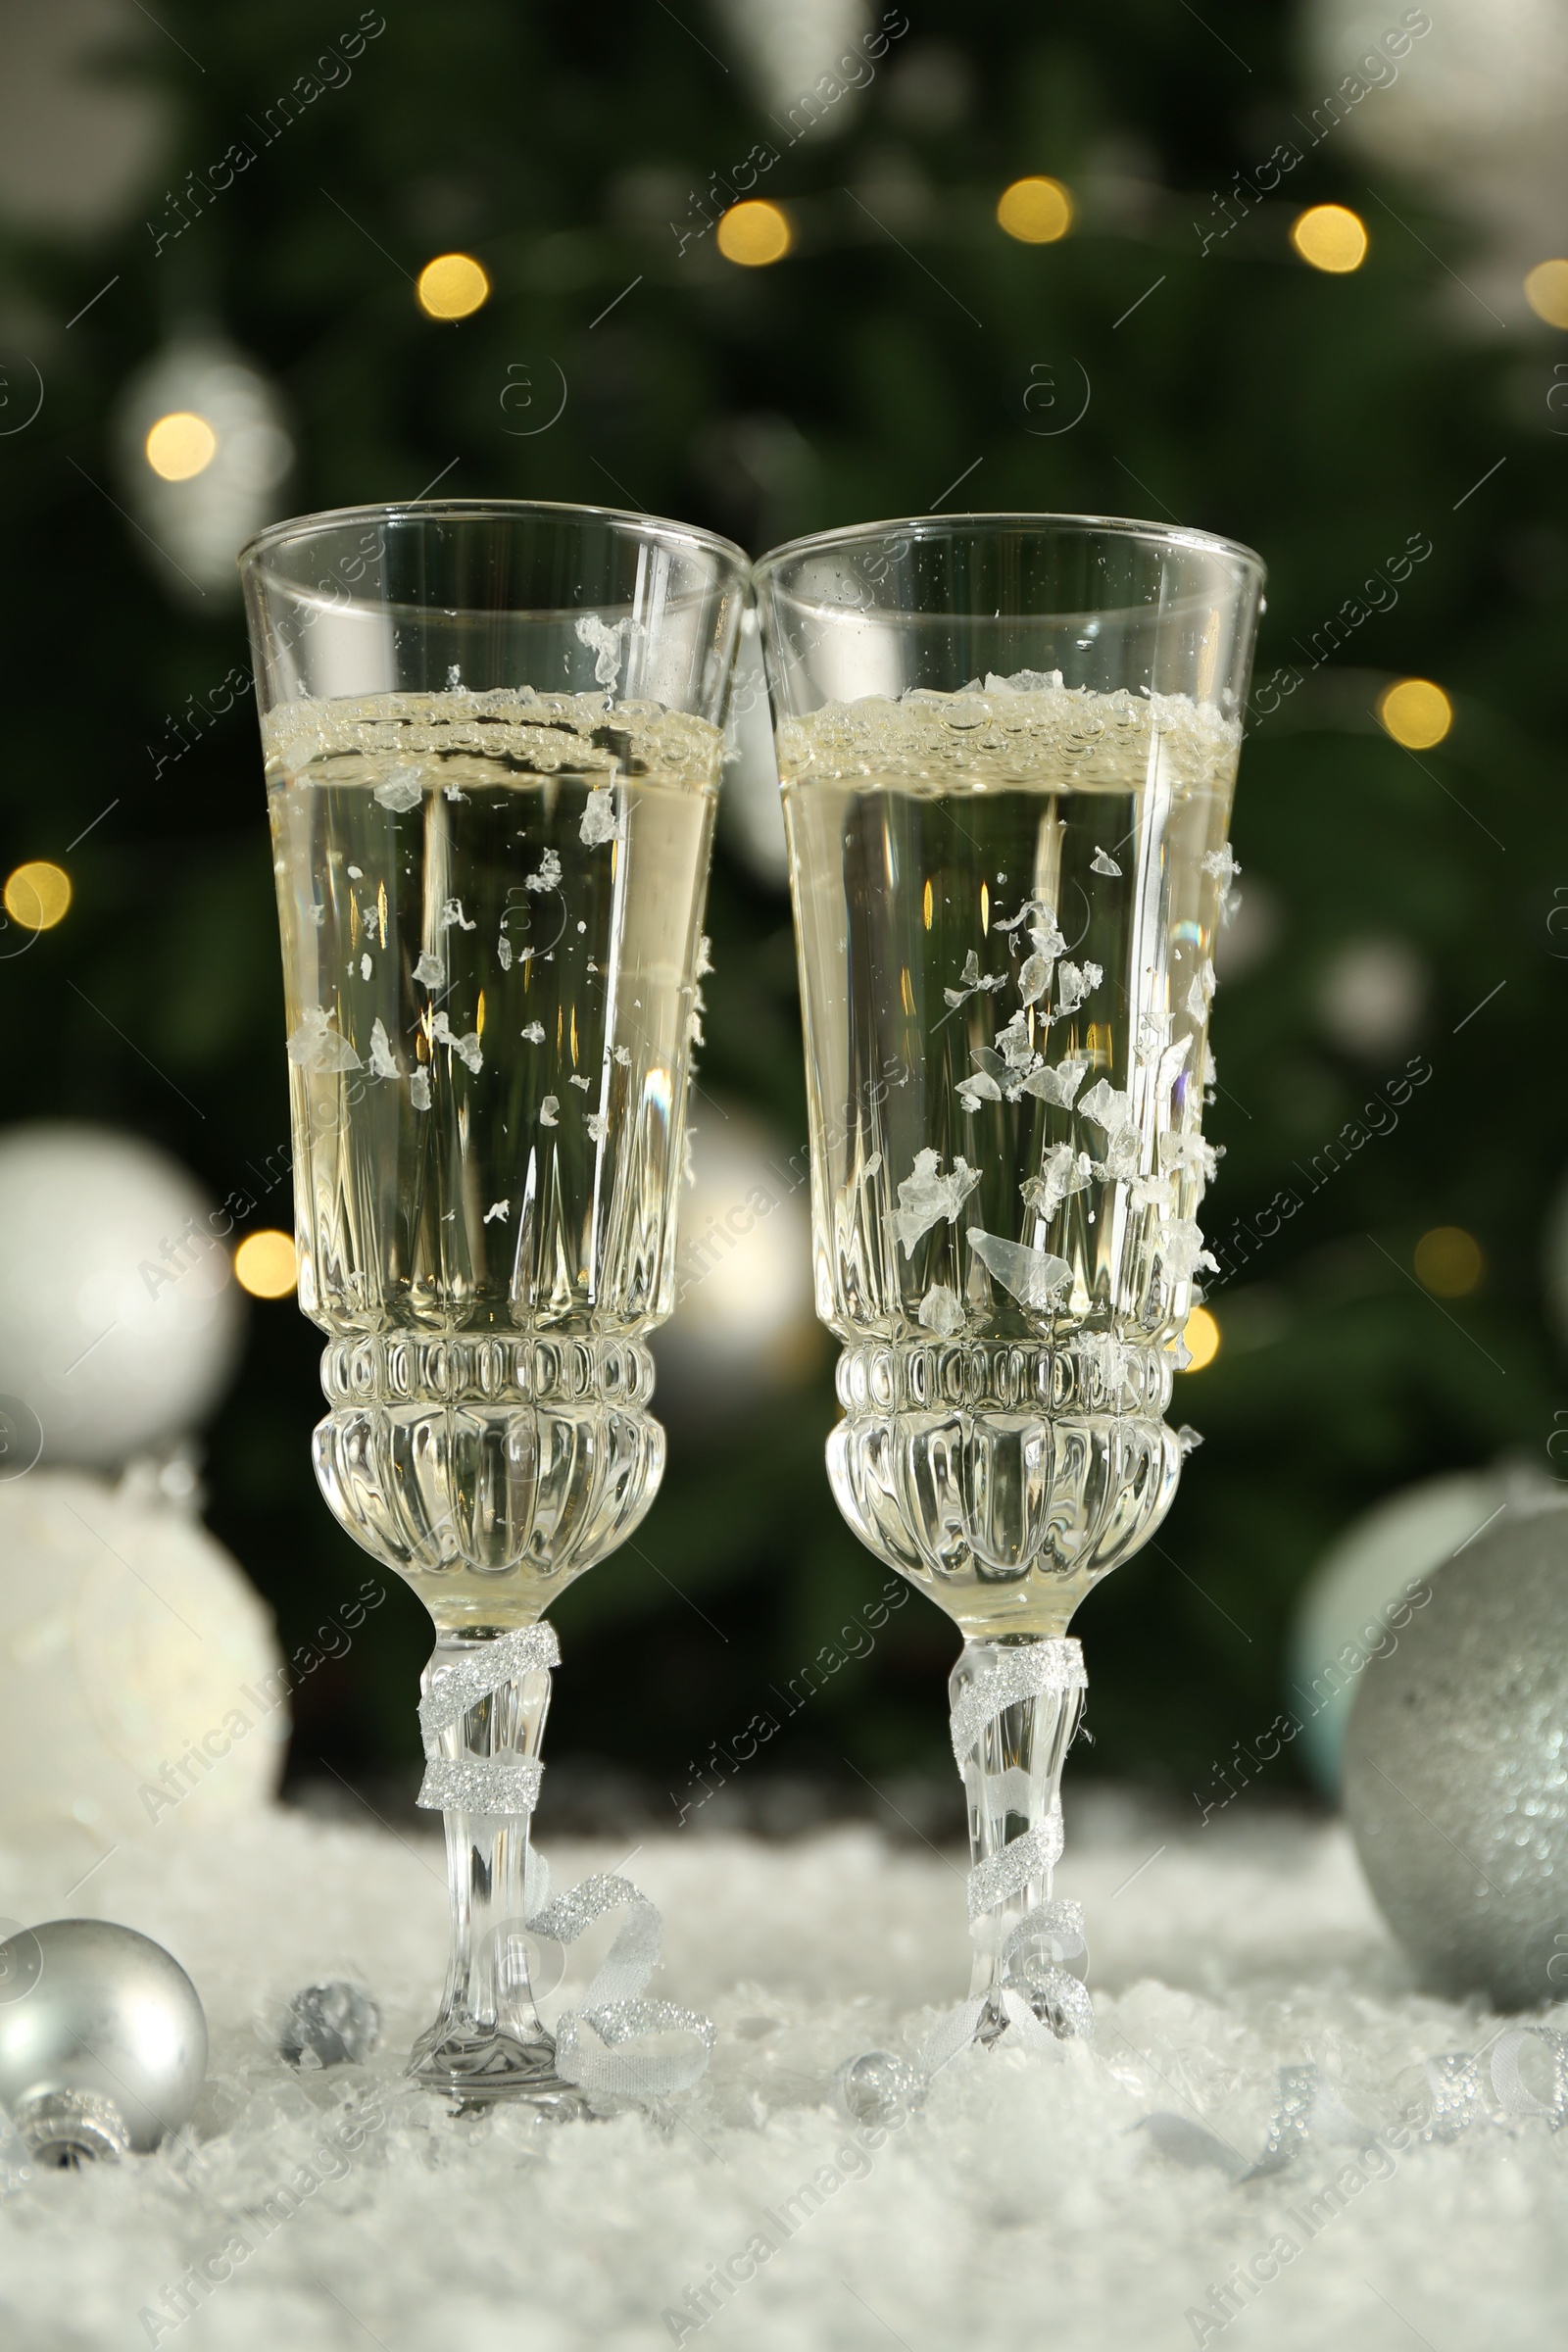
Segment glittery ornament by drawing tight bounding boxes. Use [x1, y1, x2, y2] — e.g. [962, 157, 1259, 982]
[1344, 1506, 1568, 2008]
[0, 1919, 207, 2162]
[279, 1980, 381, 2070]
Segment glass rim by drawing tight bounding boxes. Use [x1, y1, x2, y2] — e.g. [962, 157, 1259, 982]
[238, 496, 751, 577]
[752, 509, 1266, 591]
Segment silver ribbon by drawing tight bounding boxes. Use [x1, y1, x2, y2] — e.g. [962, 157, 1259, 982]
[415, 1622, 713, 2099]
[953, 1637, 1092, 2047]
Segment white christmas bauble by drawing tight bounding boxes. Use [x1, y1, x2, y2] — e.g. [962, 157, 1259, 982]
[1306, 0, 1568, 324]
[1288, 1463, 1562, 1793]
[0, 1123, 244, 1466]
[0, 1469, 287, 1852]
[114, 333, 294, 602]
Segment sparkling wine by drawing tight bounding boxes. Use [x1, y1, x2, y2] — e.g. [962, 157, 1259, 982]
[265, 688, 719, 1625]
[779, 677, 1240, 1635]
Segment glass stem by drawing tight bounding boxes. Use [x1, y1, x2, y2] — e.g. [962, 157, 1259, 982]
[410, 1630, 573, 2105]
[950, 1634, 1084, 2034]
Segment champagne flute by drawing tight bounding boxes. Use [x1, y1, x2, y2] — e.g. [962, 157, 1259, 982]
[241, 500, 747, 2105]
[755, 514, 1264, 2043]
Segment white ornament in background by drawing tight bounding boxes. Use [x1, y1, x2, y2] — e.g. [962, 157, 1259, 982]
[113, 333, 294, 602]
[0, 1468, 287, 1853]
[1306, 0, 1568, 327]
[718, 607, 788, 889]
[711, 0, 870, 120]
[652, 1103, 816, 1423]
[1288, 1463, 1563, 1793]
[0, 1122, 244, 1466]
[1314, 933, 1428, 1059]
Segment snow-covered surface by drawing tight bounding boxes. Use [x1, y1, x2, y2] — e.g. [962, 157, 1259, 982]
[2, 1794, 1563, 2351]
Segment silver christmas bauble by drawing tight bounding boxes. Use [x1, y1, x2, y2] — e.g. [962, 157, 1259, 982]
[0, 1919, 208, 2162]
[1344, 1508, 1568, 2008]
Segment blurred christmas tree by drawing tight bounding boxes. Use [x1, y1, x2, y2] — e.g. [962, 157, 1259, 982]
[1, 0, 1564, 1806]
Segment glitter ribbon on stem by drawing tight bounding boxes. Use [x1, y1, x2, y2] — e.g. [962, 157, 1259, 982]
[415, 1621, 713, 2098]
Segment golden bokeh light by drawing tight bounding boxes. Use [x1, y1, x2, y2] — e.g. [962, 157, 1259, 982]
[715, 200, 792, 267]
[1180, 1305, 1221, 1372]
[3, 860, 72, 931]
[1378, 677, 1452, 750]
[1414, 1226, 1484, 1298]
[145, 412, 218, 481]
[233, 1230, 299, 1299]
[1524, 259, 1568, 328]
[416, 253, 490, 319]
[997, 175, 1074, 245]
[1291, 204, 1369, 274]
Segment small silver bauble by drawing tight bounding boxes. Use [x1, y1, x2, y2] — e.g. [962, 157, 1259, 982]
[279, 1980, 381, 2070]
[837, 2048, 924, 2128]
[0, 1919, 207, 2163]
[1344, 1506, 1568, 2008]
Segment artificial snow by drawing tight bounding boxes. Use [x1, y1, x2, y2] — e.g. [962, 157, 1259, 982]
[368, 1021, 398, 1082]
[539, 1097, 560, 1127]
[917, 1283, 965, 1337]
[580, 790, 624, 847]
[2, 1796, 1552, 2350]
[892, 1152, 980, 1257]
[1091, 846, 1122, 876]
[285, 1008, 361, 1075]
[966, 1228, 1073, 1307]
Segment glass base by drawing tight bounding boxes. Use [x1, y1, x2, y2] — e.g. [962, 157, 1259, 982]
[407, 2019, 591, 2117]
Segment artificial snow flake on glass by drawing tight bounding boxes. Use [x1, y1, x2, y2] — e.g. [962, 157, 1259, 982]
[994, 899, 1064, 958]
[918, 1282, 965, 1338]
[440, 898, 476, 932]
[966, 1228, 1073, 1309]
[1053, 960, 1102, 1019]
[483, 1200, 511, 1224]
[414, 950, 445, 989]
[892, 1149, 981, 1256]
[580, 787, 624, 846]
[360, 954, 371, 981]
[956, 1072, 1003, 1111]
[1177, 1424, 1204, 1455]
[368, 1018, 399, 1081]
[1018, 1056, 1088, 1108]
[1017, 953, 1050, 1005]
[863, 1151, 883, 1178]
[1158, 1218, 1219, 1281]
[347, 864, 362, 879]
[943, 948, 1004, 1008]
[585, 1112, 609, 1143]
[568, 1074, 592, 1091]
[1201, 842, 1241, 889]
[372, 769, 422, 811]
[696, 935, 714, 978]
[1077, 1078, 1133, 1136]
[410, 1068, 431, 1110]
[431, 1012, 482, 1074]
[525, 849, 563, 894]
[1128, 1170, 1175, 1211]
[1091, 846, 1122, 876]
[1021, 1143, 1094, 1218]
[286, 1005, 362, 1073]
[1156, 1035, 1193, 1102]
[1159, 1131, 1220, 1183]
[994, 1010, 1035, 1068]
[1185, 959, 1216, 1022]
[612, 1044, 630, 1065]
[1078, 1330, 1130, 1392]
[521, 1021, 545, 1043]
[497, 935, 514, 971]
[574, 611, 640, 690]
[539, 1096, 560, 1127]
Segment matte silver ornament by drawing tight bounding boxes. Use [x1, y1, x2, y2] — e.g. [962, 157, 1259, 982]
[0, 1919, 207, 2163]
[1344, 1507, 1568, 2008]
